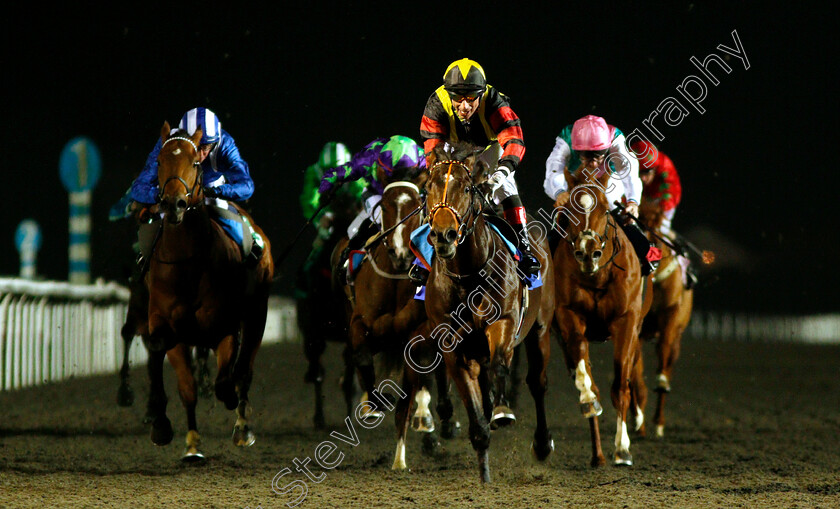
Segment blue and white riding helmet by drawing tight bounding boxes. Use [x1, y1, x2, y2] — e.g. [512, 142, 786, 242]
[179, 107, 221, 146]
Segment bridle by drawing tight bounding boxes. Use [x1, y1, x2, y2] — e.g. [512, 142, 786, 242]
[157, 136, 204, 209]
[555, 185, 623, 273]
[428, 160, 481, 244]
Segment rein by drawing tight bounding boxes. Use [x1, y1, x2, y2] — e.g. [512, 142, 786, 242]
[360, 181, 425, 279]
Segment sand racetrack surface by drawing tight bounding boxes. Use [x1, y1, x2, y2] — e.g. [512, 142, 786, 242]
[1, 336, 839, 508]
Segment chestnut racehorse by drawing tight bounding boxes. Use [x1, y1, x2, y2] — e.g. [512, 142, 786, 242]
[331, 178, 460, 468]
[144, 122, 274, 461]
[638, 200, 693, 437]
[422, 143, 555, 482]
[552, 168, 652, 467]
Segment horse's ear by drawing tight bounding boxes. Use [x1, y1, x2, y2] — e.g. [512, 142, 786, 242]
[191, 126, 204, 147]
[160, 121, 171, 143]
[413, 170, 429, 191]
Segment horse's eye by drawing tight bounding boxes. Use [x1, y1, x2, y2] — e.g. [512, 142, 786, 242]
[465, 187, 471, 194]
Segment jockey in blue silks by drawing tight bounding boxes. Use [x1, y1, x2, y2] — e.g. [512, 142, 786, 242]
[130, 107, 263, 266]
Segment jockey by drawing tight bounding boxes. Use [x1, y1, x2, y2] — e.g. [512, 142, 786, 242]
[317, 135, 425, 284]
[130, 107, 264, 267]
[544, 114, 659, 276]
[418, 58, 540, 280]
[631, 140, 697, 288]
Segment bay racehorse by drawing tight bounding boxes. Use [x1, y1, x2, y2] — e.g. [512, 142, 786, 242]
[638, 200, 693, 437]
[552, 167, 652, 466]
[144, 122, 274, 461]
[422, 143, 555, 482]
[296, 194, 360, 429]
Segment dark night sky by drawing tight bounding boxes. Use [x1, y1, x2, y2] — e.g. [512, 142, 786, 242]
[2, 3, 836, 313]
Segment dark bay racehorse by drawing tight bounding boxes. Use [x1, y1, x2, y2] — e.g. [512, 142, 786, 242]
[638, 200, 693, 437]
[297, 196, 360, 429]
[552, 168, 652, 466]
[144, 122, 274, 461]
[423, 143, 555, 482]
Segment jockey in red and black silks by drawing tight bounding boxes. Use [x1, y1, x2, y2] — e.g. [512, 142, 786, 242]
[419, 58, 540, 278]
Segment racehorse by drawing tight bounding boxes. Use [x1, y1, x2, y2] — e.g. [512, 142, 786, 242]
[296, 194, 360, 429]
[143, 122, 274, 461]
[331, 176, 460, 466]
[422, 142, 555, 482]
[116, 217, 213, 416]
[551, 167, 652, 467]
[638, 199, 693, 437]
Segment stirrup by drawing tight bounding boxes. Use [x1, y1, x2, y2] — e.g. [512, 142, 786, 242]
[408, 265, 429, 285]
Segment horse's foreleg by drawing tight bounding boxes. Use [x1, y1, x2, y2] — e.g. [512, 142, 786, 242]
[214, 334, 240, 410]
[654, 305, 685, 437]
[630, 339, 648, 437]
[167, 344, 203, 462]
[524, 324, 554, 461]
[610, 315, 641, 467]
[117, 327, 135, 407]
[485, 320, 516, 429]
[350, 316, 382, 425]
[446, 352, 492, 483]
[392, 368, 419, 470]
[558, 310, 605, 467]
[302, 316, 328, 429]
[195, 346, 214, 399]
[434, 362, 460, 439]
[146, 347, 173, 446]
[232, 302, 268, 448]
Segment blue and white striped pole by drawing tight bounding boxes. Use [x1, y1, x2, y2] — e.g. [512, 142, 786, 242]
[59, 137, 101, 285]
[14, 219, 42, 279]
[68, 190, 92, 284]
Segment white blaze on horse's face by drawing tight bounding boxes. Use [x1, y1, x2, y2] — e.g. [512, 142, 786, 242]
[571, 191, 604, 275]
[392, 192, 411, 261]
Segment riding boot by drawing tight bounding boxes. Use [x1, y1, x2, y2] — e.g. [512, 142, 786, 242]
[685, 264, 699, 289]
[611, 209, 659, 276]
[502, 199, 540, 278]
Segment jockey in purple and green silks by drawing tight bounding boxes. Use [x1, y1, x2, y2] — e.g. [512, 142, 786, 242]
[317, 135, 425, 247]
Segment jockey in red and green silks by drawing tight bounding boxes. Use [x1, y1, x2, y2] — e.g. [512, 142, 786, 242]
[317, 135, 425, 248]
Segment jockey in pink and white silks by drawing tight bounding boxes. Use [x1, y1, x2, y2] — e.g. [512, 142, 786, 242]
[544, 115, 660, 276]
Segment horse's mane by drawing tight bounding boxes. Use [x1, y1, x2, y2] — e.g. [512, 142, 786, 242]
[431, 141, 490, 180]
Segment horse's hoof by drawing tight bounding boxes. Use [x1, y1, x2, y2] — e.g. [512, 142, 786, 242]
[656, 374, 671, 393]
[655, 425, 665, 438]
[530, 438, 554, 461]
[489, 406, 516, 430]
[591, 454, 607, 468]
[421, 433, 441, 456]
[181, 450, 206, 463]
[580, 400, 603, 418]
[117, 384, 135, 407]
[411, 414, 435, 433]
[361, 410, 385, 426]
[614, 450, 633, 466]
[151, 418, 174, 446]
[143, 410, 155, 425]
[441, 420, 461, 439]
[232, 426, 256, 447]
[313, 413, 326, 430]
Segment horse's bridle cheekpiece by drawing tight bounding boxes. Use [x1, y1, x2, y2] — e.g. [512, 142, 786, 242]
[158, 135, 204, 206]
[429, 160, 480, 244]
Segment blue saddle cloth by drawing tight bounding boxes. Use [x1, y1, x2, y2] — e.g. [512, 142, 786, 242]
[409, 222, 542, 301]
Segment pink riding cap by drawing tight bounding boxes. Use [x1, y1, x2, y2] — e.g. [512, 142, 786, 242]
[571, 115, 613, 151]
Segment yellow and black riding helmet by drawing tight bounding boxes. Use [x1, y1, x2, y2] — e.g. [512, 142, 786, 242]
[443, 58, 487, 97]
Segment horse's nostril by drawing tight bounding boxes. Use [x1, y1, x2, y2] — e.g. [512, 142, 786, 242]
[429, 230, 438, 240]
[593, 250, 602, 260]
[444, 229, 457, 243]
[176, 198, 187, 210]
[574, 250, 584, 260]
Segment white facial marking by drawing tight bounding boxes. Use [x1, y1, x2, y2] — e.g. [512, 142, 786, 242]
[574, 360, 597, 404]
[172, 148, 181, 155]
